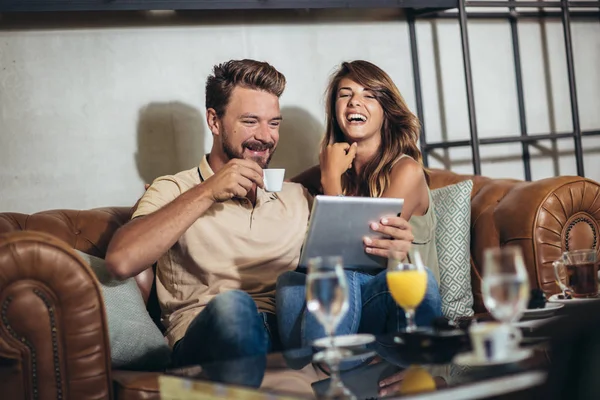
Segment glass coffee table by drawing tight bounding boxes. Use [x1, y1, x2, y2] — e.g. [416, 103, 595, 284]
[160, 326, 550, 400]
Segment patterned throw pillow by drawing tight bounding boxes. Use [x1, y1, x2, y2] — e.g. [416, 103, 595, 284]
[431, 180, 474, 320]
[76, 250, 171, 370]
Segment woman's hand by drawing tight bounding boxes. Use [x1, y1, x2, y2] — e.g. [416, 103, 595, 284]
[320, 142, 357, 195]
[363, 216, 414, 260]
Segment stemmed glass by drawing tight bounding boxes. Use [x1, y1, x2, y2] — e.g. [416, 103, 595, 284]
[306, 255, 351, 361]
[386, 251, 428, 332]
[306, 256, 354, 399]
[481, 246, 530, 324]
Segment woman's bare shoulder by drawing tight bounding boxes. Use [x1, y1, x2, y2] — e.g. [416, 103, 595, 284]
[390, 156, 426, 185]
[385, 156, 429, 215]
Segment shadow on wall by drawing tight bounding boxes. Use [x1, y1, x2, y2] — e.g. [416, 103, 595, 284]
[269, 106, 324, 179]
[135, 101, 206, 184]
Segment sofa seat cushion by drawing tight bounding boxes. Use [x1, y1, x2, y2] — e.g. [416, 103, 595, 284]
[113, 370, 161, 400]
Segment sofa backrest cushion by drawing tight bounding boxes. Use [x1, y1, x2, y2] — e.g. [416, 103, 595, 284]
[431, 180, 475, 319]
[75, 250, 171, 370]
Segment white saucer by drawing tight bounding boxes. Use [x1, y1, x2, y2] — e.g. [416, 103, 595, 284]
[313, 333, 375, 348]
[548, 293, 600, 303]
[521, 302, 564, 319]
[453, 348, 533, 367]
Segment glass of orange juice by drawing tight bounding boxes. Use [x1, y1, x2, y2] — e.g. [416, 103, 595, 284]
[386, 251, 428, 332]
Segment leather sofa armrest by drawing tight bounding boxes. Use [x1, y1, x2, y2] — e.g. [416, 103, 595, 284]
[0, 231, 113, 400]
[493, 176, 600, 294]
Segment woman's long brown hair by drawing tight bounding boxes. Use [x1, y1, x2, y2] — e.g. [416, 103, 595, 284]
[322, 60, 428, 197]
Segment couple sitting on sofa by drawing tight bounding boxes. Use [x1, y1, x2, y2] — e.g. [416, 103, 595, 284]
[105, 58, 442, 368]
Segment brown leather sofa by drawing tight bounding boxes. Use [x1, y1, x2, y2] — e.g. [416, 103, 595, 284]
[0, 169, 599, 399]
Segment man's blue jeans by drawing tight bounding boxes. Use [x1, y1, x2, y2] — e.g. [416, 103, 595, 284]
[170, 290, 280, 387]
[276, 268, 442, 350]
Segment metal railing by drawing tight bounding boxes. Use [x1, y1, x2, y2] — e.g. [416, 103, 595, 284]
[410, 0, 600, 178]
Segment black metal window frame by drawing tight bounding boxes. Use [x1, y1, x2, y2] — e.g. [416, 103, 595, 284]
[410, 1, 600, 179]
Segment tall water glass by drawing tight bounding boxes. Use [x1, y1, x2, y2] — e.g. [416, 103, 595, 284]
[306, 256, 350, 362]
[482, 246, 530, 323]
[306, 256, 355, 399]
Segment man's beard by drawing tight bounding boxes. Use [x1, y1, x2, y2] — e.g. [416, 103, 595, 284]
[221, 129, 275, 169]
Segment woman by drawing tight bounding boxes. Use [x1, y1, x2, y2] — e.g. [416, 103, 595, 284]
[277, 60, 442, 351]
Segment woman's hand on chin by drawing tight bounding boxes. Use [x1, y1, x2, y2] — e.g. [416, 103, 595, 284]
[319, 142, 357, 195]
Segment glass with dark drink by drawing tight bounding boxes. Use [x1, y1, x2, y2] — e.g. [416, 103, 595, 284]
[553, 249, 598, 298]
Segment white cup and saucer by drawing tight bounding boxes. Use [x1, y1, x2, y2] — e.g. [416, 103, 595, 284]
[453, 321, 533, 367]
[263, 169, 285, 192]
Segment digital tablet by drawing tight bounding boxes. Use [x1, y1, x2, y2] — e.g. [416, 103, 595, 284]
[298, 195, 404, 270]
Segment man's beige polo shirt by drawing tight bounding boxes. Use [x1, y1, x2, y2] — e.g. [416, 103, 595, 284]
[132, 156, 311, 347]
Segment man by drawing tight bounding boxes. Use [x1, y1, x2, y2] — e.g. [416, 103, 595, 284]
[106, 59, 424, 370]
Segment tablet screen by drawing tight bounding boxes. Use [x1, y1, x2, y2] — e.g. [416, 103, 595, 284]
[298, 195, 404, 270]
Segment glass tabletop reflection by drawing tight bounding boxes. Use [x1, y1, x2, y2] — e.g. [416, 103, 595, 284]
[162, 329, 548, 400]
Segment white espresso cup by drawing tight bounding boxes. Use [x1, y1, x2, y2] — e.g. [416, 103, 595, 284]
[469, 321, 522, 361]
[263, 169, 285, 192]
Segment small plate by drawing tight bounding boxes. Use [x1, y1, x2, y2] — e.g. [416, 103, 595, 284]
[548, 293, 600, 303]
[521, 302, 564, 319]
[453, 348, 533, 367]
[313, 333, 375, 348]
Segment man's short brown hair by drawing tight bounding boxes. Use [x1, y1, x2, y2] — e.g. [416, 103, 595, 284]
[205, 59, 286, 117]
